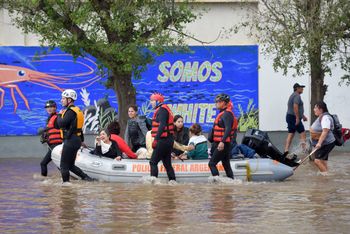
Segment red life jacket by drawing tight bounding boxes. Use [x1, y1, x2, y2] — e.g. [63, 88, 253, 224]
[47, 114, 63, 145]
[151, 104, 174, 138]
[212, 109, 238, 143]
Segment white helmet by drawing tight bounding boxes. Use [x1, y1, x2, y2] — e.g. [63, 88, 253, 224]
[62, 89, 77, 101]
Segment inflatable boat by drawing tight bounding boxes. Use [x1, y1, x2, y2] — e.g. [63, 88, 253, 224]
[51, 144, 294, 182]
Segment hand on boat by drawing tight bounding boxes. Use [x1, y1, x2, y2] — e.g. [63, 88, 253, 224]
[114, 156, 122, 161]
[179, 154, 188, 160]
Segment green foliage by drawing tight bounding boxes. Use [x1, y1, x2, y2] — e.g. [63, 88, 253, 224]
[98, 106, 116, 130]
[3, 0, 197, 79]
[237, 0, 350, 83]
[237, 99, 259, 131]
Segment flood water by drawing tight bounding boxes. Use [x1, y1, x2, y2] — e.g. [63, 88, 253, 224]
[0, 153, 349, 234]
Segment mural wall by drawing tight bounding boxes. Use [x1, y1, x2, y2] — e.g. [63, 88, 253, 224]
[0, 46, 258, 136]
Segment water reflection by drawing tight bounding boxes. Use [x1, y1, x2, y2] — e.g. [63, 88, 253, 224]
[0, 155, 350, 233]
[57, 187, 81, 231]
[208, 187, 236, 223]
[149, 186, 177, 231]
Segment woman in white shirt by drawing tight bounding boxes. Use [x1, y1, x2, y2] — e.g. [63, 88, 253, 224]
[310, 101, 336, 173]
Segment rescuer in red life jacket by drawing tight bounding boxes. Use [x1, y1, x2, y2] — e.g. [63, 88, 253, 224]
[149, 92, 176, 183]
[40, 100, 63, 177]
[208, 93, 238, 181]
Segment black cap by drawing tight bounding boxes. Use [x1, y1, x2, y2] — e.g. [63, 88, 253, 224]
[215, 93, 230, 103]
[45, 100, 56, 108]
[293, 83, 305, 89]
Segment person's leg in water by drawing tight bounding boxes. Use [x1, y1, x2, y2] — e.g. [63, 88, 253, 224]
[40, 148, 52, 176]
[299, 132, 307, 153]
[159, 137, 176, 181]
[221, 143, 234, 179]
[149, 143, 162, 178]
[208, 142, 225, 177]
[284, 133, 295, 153]
[60, 138, 95, 182]
[60, 143, 75, 183]
[314, 159, 328, 172]
[285, 114, 297, 153]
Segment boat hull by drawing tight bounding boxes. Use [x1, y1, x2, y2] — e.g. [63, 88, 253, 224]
[51, 144, 293, 182]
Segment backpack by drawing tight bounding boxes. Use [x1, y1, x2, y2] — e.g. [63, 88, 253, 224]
[138, 115, 152, 131]
[324, 113, 344, 146]
[145, 118, 152, 131]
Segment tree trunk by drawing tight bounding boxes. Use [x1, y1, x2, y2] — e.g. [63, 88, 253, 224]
[308, 0, 327, 123]
[110, 72, 136, 137]
[310, 58, 327, 123]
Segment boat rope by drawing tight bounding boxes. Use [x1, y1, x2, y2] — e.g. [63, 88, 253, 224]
[246, 161, 252, 182]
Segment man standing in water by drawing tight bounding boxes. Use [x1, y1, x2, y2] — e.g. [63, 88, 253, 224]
[149, 92, 176, 183]
[40, 100, 62, 177]
[57, 89, 94, 184]
[284, 83, 308, 154]
[209, 93, 237, 181]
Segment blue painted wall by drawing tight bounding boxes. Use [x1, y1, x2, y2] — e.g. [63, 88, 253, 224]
[0, 46, 258, 135]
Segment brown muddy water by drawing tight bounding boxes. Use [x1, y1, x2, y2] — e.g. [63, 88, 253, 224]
[0, 153, 349, 234]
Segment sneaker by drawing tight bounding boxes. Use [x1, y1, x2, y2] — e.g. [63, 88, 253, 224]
[62, 182, 72, 186]
[168, 180, 177, 185]
[286, 153, 297, 161]
[150, 176, 161, 185]
[208, 175, 220, 183]
[82, 176, 97, 182]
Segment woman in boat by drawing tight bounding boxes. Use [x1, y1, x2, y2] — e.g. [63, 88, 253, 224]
[171, 115, 189, 157]
[92, 129, 122, 160]
[179, 123, 208, 160]
[124, 105, 149, 152]
[107, 121, 138, 159]
[310, 101, 336, 173]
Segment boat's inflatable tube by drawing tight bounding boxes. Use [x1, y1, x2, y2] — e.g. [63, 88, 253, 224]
[51, 144, 293, 182]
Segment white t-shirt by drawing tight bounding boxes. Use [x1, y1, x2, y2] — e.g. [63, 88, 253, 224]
[321, 115, 332, 129]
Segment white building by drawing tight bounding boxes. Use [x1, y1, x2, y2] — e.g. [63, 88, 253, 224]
[1, 1, 349, 131]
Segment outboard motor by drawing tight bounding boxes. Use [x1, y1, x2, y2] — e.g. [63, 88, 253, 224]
[242, 129, 300, 167]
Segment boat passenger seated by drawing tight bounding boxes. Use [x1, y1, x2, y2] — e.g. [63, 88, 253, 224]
[91, 129, 122, 161]
[107, 120, 138, 159]
[179, 124, 208, 160]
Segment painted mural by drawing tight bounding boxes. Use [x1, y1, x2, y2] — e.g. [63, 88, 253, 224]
[0, 46, 258, 136]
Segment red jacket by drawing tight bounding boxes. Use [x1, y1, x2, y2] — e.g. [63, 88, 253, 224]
[110, 134, 137, 159]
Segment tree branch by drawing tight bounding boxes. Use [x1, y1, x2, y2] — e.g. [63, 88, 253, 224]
[37, 0, 112, 64]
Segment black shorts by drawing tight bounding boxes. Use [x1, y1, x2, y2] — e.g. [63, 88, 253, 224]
[286, 114, 305, 133]
[314, 142, 336, 161]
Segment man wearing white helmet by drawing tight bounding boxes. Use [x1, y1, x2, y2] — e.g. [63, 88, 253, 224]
[57, 89, 95, 183]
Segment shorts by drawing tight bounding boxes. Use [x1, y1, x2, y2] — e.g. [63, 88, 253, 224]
[314, 142, 335, 161]
[286, 114, 305, 133]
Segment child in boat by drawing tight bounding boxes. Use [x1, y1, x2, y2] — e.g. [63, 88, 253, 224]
[179, 123, 208, 160]
[92, 129, 122, 160]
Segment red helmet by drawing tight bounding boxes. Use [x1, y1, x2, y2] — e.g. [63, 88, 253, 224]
[150, 92, 164, 103]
